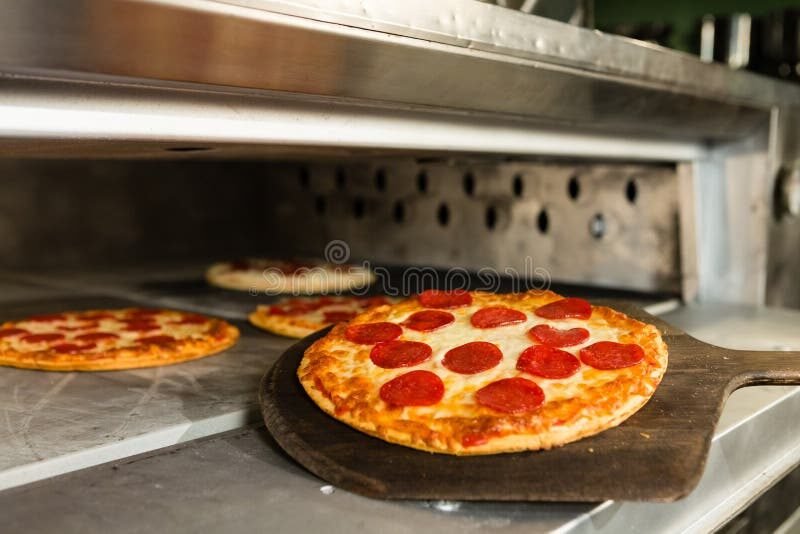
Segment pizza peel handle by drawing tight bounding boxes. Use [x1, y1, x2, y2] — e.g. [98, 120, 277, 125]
[720, 348, 800, 388]
[260, 304, 800, 503]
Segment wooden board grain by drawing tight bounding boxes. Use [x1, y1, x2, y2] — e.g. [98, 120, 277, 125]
[260, 303, 800, 502]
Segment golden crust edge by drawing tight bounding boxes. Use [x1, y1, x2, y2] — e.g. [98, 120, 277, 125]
[248, 310, 318, 339]
[299, 375, 659, 455]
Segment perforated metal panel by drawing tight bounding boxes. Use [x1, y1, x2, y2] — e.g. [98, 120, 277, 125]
[267, 159, 680, 293]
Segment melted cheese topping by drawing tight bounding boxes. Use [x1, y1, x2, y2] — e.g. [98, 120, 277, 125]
[339, 303, 645, 419]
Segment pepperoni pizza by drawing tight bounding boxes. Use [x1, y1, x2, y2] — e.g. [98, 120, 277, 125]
[249, 296, 400, 339]
[0, 308, 239, 371]
[206, 258, 375, 294]
[298, 290, 667, 455]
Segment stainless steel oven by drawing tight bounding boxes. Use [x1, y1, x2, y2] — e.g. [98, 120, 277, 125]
[1, 1, 799, 532]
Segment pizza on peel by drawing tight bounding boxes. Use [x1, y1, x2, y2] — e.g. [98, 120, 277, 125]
[298, 289, 668, 455]
[0, 308, 239, 371]
[249, 295, 400, 339]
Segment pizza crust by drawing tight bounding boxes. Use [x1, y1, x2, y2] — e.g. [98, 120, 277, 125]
[249, 309, 322, 339]
[298, 290, 668, 455]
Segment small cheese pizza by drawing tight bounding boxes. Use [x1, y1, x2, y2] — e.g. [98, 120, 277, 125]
[250, 296, 401, 339]
[0, 308, 239, 371]
[298, 290, 668, 455]
[206, 258, 375, 294]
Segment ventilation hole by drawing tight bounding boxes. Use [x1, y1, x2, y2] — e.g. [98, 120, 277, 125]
[164, 146, 211, 152]
[393, 201, 405, 224]
[485, 206, 497, 231]
[314, 196, 326, 215]
[537, 209, 549, 234]
[375, 168, 387, 192]
[568, 175, 581, 200]
[512, 174, 524, 197]
[463, 172, 476, 196]
[416, 170, 428, 193]
[353, 197, 365, 219]
[437, 203, 450, 227]
[299, 168, 310, 189]
[626, 179, 638, 204]
[589, 213, 606, 239]
[335, 167, 346, 190]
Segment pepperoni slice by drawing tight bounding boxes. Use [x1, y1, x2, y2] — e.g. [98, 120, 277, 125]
[20, 333, 65, 343]
[172, 315, 208, 325]
[528, 324, 590, 348]
[534, 298, 592, 320]
[359, 296, 391, 309]
[418, 289, 472, 309]
[323, 310, 358, 323]
[442, 342, 503, 374]
[75, 332, 119, 342]
[0, 328, 28, 339]
[471, 307, 526, 329]
[230, 259, 251, 271]
[58, 322, 100, 332]
[517, 345, 581, 379]
[580, 341, 644, 370]
[379, 370, 444, 407]
[268, 299, 322, 316]
[475, 377, 545, 414]
[278, 261, 311, 275]
[138, 335, 176, 345]
[344, 322, 402, 344]
[124, 321, 159, 332]
[370, 341, 433, 368]
[402, 310, 455, 332]
[26, 314, 66, 323]
[461, 432, 490, 448]
[52, 343, 97, 354]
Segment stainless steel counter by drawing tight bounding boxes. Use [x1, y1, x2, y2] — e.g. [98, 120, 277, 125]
[0, 273, 798, 532]
[0, 279, 294, 490]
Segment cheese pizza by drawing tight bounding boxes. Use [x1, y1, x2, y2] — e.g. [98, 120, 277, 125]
[298, 290, 667, 455]
[0, 308, 239, 371]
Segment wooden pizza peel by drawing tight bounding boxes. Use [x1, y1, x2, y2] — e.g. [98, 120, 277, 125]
[259, 302, 800, 502]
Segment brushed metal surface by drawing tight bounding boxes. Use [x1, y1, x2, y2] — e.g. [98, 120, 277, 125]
[0, 76, 708, 160]
[225, 0, 794, 107]
[0, 294, 293, 491]
[0, 0, 786, 149]
[265, 160, 681, 294]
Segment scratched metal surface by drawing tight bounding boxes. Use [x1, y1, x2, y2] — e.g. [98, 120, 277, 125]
[0, 295, 293, 490]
